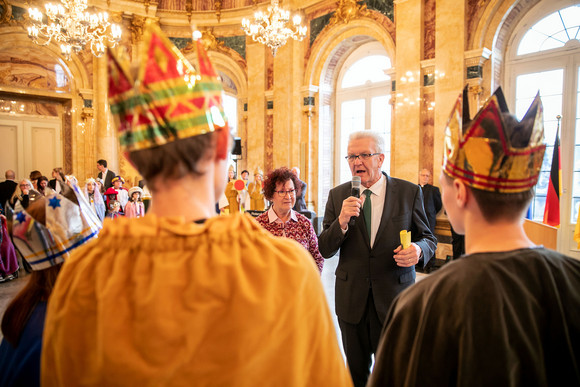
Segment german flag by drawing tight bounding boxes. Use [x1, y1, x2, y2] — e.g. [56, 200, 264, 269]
[543, 127, 561, 227]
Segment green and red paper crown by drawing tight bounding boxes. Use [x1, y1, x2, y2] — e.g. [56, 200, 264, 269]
[108, 21, 228, 153]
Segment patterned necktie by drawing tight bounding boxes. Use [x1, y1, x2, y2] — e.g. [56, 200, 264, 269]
[363, 189, 372, 244]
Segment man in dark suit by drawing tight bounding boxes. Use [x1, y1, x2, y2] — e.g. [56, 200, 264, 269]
[97, 159, 116, 190]
[419, 168, 442, 235]
[0, 170, 17, 209]
[318, 131, 437, 387]
[291, 167, 307, 212]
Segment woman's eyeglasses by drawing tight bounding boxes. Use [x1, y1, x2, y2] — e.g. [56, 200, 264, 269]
[274, 189, 296, 197]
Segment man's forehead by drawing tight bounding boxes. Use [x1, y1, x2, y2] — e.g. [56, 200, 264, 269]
[348, 137, 376, 152]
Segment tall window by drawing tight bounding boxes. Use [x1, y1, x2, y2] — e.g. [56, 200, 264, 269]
[507, 4, 580, 255]
[336, 42, 392, 185]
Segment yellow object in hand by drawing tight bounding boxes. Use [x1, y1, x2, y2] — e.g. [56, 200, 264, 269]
[400, 230, 411, 249]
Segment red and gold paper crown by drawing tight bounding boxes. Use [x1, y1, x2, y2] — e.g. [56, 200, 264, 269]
[443, 87, 545, 193]
[107, 21, 227, 153]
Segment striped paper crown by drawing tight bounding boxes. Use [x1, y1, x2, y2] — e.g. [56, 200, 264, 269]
[443, 87, 545, 193]
[8, 181, 102, 271]
[108, 21, 227, 153]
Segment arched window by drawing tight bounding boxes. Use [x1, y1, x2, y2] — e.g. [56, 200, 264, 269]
[507, 4, 580, 255]
[218, 71, 239, 171]
[336, 42, 392, 185]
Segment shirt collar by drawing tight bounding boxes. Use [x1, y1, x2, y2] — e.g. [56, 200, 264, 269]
[267, 207, 298, 223]
[364, 173, 386, 197]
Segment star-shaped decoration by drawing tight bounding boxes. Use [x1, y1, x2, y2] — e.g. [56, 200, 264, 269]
[48, 196, 61, 209]
[15, 211, 26, 223]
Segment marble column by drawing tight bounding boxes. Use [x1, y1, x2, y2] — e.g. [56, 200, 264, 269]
[393, 0, 423, 182]
[273, 38, 304, 170]
[94, 54, 118, 174]
[434, 0, 466, 185]
[246, 39, 267, 174]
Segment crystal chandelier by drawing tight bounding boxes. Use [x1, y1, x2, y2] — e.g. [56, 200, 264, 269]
[241, 0, 307, 57]
[27, 0, 122, 60]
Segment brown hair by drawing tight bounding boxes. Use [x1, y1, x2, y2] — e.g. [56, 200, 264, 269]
[443, 174, 533, 223]
[263, 167, 301, 201]
[128, 133, 217, 191]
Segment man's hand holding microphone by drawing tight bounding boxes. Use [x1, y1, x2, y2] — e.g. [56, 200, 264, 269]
[338, 176, 362, 230]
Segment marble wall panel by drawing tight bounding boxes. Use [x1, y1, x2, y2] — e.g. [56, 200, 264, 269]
[0, 98, 59, 116]
[0, 50, 71, 93]
[217, 36, 246, 59]
[364, 0, 394, 20]
[420, 90, 435, 172]
[310, 13, 334, 47]
[424, 0, 435, 59]
[265, 114, 274, 172]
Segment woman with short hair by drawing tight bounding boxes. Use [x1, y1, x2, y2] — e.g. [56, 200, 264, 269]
[256, 167, 324, 274]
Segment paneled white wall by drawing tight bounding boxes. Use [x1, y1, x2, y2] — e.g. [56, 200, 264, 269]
[0, 114, 62, 180]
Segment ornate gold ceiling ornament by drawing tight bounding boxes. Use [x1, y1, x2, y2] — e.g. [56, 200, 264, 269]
[215, 0, 222, 23]
[182, 27, 224, 53]
[328, 0, 370, 27]
[186, 0, 193, 24]
[129, 15, 147, 45]
[0, 0, 12, 25]
[143, 0, 151, 15]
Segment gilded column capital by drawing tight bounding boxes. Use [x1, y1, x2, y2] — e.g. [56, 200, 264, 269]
[129, 15, 147, 45]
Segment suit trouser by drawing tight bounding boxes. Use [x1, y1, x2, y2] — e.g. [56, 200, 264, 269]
[338, 289, 383, 387]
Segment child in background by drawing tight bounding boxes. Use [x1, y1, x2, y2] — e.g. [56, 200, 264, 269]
[124, 187, 145, 218]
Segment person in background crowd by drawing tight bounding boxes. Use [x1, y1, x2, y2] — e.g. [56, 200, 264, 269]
[36, 177, 49, 196]
[83, 178, 106, 222]
[418, 168, 442, 235]
[224, 165, 240, 213]
[368, 88, 580, 387]
[111, 176, 129, 211]
[291, 167, 308, 212]
[241, 169, 249, 187]
[256, 167, 324, 274]
[48, 168, 65, 194]
[0, 170, 17, 210]
[0, 181, 100, 387]
[318, 130, 436, 387]
[28, 171, 41, 191]
[97, 160, 116, 190]
[10, 180, 41, 209]
[124, 187, 145, 218]
[41, 23, 351, 386]
[106, 200, 122, 219]
[248, 167, 265, 211]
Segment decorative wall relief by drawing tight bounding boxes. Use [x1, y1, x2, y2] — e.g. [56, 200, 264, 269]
[327, 0, 370, 28]
[129, 15, 147, 45]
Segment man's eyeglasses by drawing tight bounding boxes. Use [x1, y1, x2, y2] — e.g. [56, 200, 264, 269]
[345, 153, 381, 162]
[274, 189, 296, 197]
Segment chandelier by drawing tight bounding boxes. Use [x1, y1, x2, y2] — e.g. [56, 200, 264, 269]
[27, 0, 122, 60]
[241, 0, 307, 57]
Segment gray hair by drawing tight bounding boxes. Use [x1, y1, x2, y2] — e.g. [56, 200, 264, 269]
[348, 130, 384, 154]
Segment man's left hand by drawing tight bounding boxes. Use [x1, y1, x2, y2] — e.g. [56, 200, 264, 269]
[393, 242, 422, 267]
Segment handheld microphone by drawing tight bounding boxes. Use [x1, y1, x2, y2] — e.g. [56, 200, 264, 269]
[349, 176, 361, 227]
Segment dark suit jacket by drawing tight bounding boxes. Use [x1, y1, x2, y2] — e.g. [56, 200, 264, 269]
[318, 173, 437, 325]
[420, 184, 442, 234]
[0, 180, 17, 209]
[293, 179, 307, 212]
[98, 170, 116, 190]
